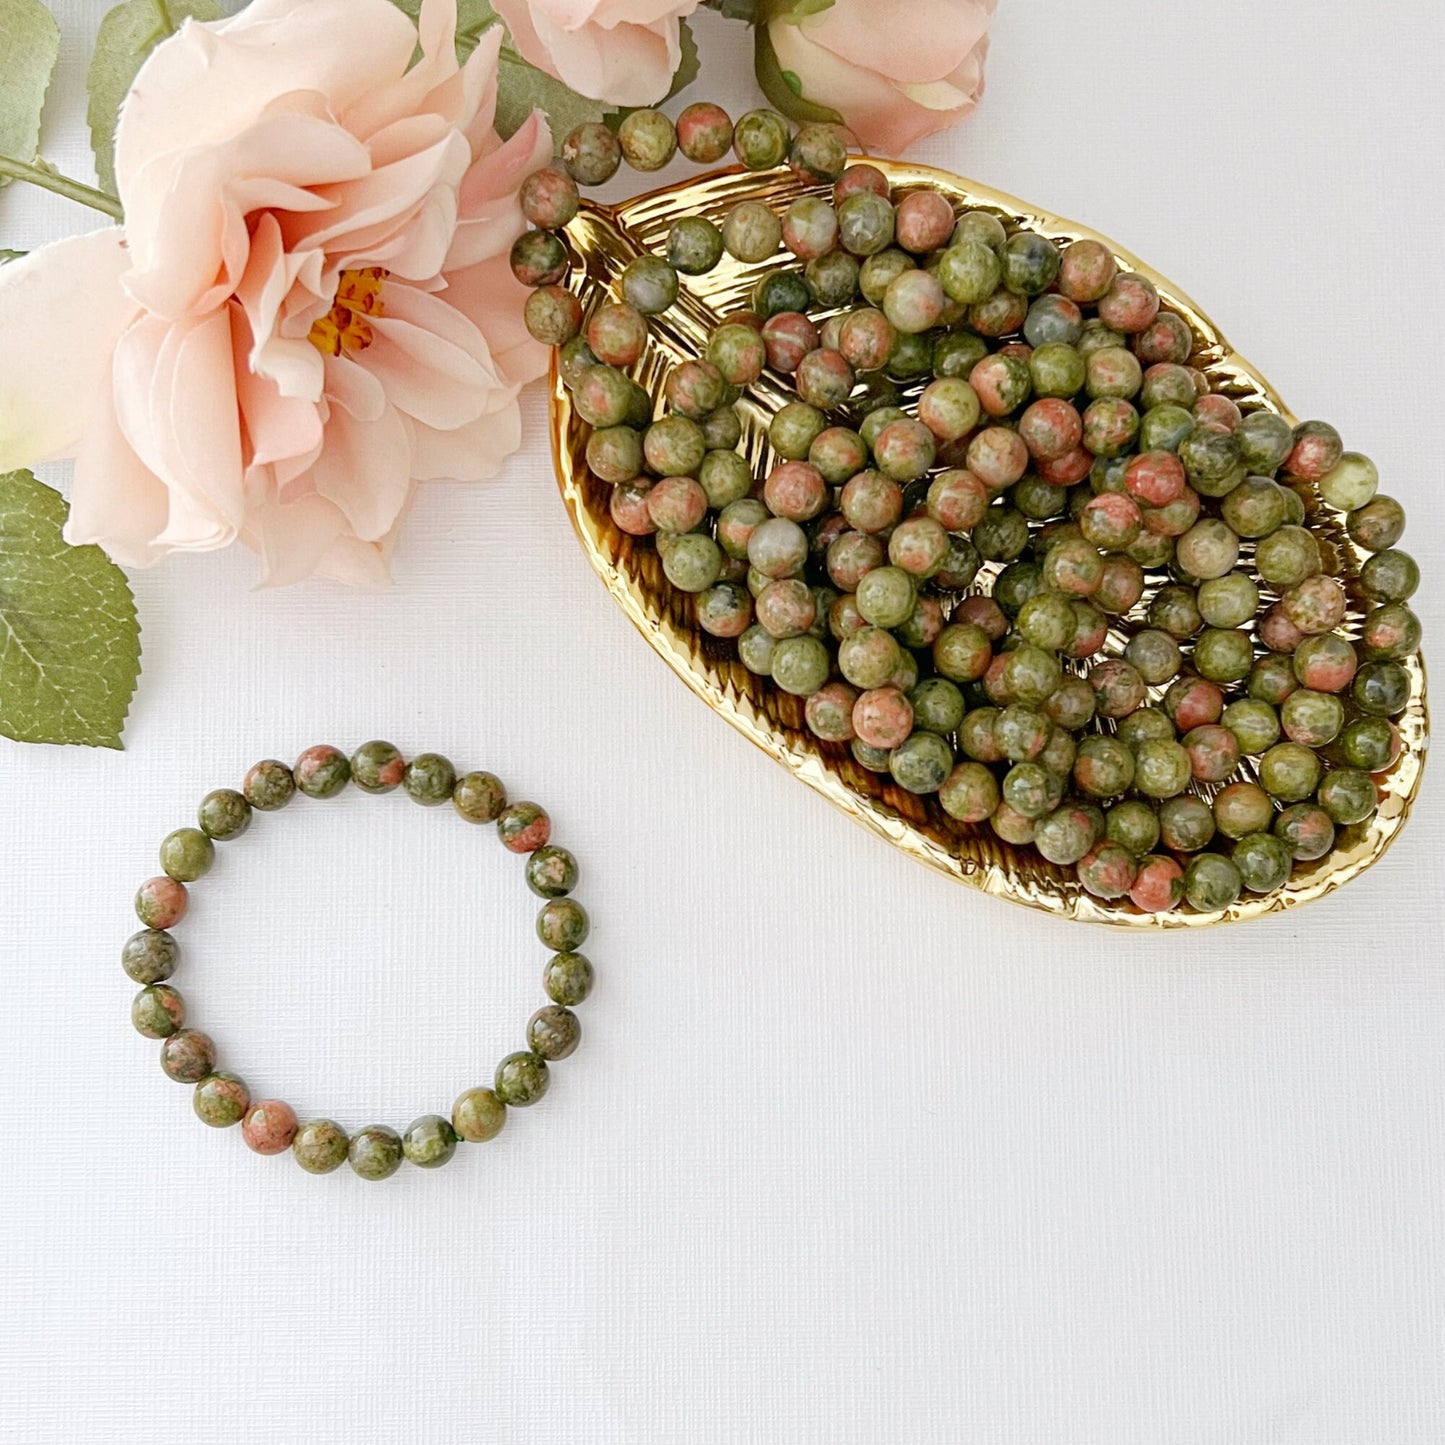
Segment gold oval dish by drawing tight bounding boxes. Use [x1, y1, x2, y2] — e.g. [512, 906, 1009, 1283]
[550, 158, 1428, 926]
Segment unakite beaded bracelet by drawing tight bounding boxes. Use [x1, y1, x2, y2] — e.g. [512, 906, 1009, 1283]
[125, 743, 594, 1180]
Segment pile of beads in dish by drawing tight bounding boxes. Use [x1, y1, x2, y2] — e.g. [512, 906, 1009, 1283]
[124, 745, 593, 1178]
[512, 104, 1422, 916]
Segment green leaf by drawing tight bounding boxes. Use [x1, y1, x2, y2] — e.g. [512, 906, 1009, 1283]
[606, 17, 699, 133]
[0, 470, 141, 749]
[0, 0, 60, 189]
[87, 0, 223, 196]
[386, 0, 500, 60]
[754, 22, 843, 126]
[664, 16, 700, 101]
[0, 249, 26, 263]
[384, 0, 607, 142]
[454, 0, 500, 59]
[704, 0, 758, 20]
[758, 0, 834, 20]
[495, 49, 615, 144]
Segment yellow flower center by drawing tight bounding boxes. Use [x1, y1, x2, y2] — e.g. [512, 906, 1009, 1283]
[308, 267, 388, 357]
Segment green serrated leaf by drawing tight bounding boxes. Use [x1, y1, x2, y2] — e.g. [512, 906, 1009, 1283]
[754, 22, 843, 126]
[0, 0, 60, 189]
[0, 470, 141, 749]
[496, 48, 614, 144]
[86, 0, 223, 196]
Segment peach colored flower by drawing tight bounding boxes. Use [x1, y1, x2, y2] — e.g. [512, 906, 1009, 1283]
[0, 0, 551, 587]
[766, 0, 996, 155]
[493, 0, 701, 108]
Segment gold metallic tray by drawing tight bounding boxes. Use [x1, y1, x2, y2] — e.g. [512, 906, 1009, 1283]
[550, 158, 1428, 926]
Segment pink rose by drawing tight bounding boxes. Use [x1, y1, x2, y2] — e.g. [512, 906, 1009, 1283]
[0, 0, 550, 587]
[765, 0, 996, 155]
[493, 0, 701, 107]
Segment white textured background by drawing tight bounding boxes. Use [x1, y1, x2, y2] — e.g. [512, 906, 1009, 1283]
[2, 3, 1444, 1441]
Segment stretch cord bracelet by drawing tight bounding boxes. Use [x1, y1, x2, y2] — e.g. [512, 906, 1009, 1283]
[124, 743, 594, 1181]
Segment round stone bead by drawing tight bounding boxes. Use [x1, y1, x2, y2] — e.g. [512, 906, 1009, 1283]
[1352, 660, 1412, 717]
[292, 1119, 350, 1174]
[198, 788, 251, 841]
[788, 122, 847, 182]
[403, 1114, 459, 1169]
[122, 928, 179, 984]
[839, 196, 898, 260]
[781, 196, 839, 261]
[1159, 796, 1216, 853]
[134, 875, 188, 930]
[509, 228, 568, 287]
[243, 759, 296, 812]
[589, 421, 647, 482]
[350, 740, 406, 794]
[1340, 715, 1400, 772]
[1348, 496, 1407, 552]
[526, 845, 578, 899]
[1260, 741, 1323, 802]
[1129, 856, 1184, 913]
[855, 566, 916, 629]
[618, 108, 676, 171]
[544, 952, 595, 1007]
[1232, 832, 1293, 894]
[732, 109, 790, 170]
[1318, 452, 1378, 511]
[160, 826, 215, 883]
[1361, 603, 1422, 661]
[132, 982, 184, 1038]
[1361, 549, 1420, 604]
[661, 533, 723, 593]
[294, 745, 350, 799]
[525, 285, 583, 344]
[403, 752, 456, 806]
[723, 201, 782, 263]
[348, 1124, 404, 1180]
[1318, 768, 1379, 826]
[528, 1005, 581, 1061]
[666, 216, 725, 277]
[194, 1071, 250, 1128]
[889, 732, 954, 795]
[561, 121, 621, 185]
[160, 1029, 215, 1083]
[1106, 800, 1161, 857]
[242, 1100, 299, 1156]
[1274, 803, 1336, 862]
[452, 1087, 507, 1143]
[1183, 853, 1243, 913]
[1058, 238, 1117, 302]
[676, 102, 734, 163]
[537, 898, 589, 952]
[495, 1051, 550, 1107]
[453, 771, 506, 824]
[498, 802, 552, 854]
[588, 304, 650, 369]
[519, 166, 579, 230]
[1077, 841, 1138, 900]
[1134, 740, 1192, 799]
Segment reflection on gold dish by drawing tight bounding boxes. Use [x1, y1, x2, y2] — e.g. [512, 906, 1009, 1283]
[549, 158, 1427, 926]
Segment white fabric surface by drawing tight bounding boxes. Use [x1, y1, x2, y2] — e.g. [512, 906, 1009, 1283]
[2, 3, 1443, 1440]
